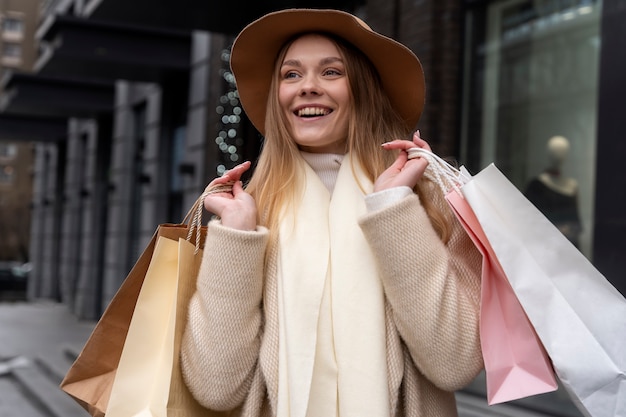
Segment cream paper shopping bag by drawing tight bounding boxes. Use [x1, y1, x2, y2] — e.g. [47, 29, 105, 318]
[105, 235, 180, 417]
[167, 237, 227, 417]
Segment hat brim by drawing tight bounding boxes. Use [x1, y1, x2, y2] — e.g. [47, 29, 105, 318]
[231, 8, 425, 135]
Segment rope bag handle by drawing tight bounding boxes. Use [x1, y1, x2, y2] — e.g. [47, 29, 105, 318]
[182, 181, 235, 253]
[407, 147, 471, 195]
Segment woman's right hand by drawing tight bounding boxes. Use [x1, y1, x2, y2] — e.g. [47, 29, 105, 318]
[204, 161, 257, 231]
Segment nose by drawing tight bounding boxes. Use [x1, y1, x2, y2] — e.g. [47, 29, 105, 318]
[299, 74, 321, 96]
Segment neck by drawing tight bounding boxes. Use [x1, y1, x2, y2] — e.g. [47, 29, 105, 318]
[300, 151, 345, 193]
[538, 171, 577, 196]
[545, 167, 560, 177]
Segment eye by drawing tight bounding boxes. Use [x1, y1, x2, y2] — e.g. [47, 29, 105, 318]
[282, 70, 300, 80]
[323, 68, 343, 77]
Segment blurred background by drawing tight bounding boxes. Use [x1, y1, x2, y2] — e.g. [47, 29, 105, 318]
[0, 0, 624, 415]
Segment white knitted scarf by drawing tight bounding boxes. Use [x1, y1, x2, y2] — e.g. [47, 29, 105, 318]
[276, 154, 390, 417]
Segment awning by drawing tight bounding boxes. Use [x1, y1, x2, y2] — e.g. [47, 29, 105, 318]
[83, 0, 363, 35]
[0, 114, 67, 142]
[1, 72, 115, 118]
[35, 15, 192, 82]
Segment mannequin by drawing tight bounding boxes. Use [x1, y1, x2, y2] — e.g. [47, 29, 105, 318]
[525, 135, 582, 247]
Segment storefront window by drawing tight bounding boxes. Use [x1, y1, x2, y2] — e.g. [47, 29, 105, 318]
[460, 0, 602, 414]
[462, 0, 601, 259]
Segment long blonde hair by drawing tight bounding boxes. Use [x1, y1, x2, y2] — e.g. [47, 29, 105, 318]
[244, 33, 452, 242]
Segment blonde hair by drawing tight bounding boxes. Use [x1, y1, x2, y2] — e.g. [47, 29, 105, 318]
[244, 33, 452, 242]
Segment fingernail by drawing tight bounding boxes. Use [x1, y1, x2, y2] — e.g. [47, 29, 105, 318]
[381, 142, 391, 147]
[415, 130, 421, 137]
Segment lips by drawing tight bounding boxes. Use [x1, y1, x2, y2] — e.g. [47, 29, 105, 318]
[296, 107, 331, 117]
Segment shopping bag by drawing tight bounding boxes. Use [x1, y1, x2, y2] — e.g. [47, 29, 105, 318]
[104, 234, 179, 416]
[59, 224, 206, 416]
[105, 234, 217, 417]
[59, 224, 184, 416]
[461, 163, 626, 417]
[168, 235, 216, 417]
[409, 148, 559, 404]
[61, 185, 226, 416]
[446, 190, 558, 404]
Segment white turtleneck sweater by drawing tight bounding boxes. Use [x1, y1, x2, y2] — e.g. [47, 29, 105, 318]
[299, 151, 412, 212]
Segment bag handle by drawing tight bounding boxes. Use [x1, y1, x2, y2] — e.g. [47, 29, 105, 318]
[407, 147, 470, 195]
[182, 181, 235, 253]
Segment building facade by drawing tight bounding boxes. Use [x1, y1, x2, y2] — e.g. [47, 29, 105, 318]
[0, 0, 40, 82]
[0, 0, 42, 262]
[0, 141, 33, 261]
[0, 0, 624, 415]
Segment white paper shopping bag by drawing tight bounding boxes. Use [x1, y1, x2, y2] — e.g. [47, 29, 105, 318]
[461, 163, 626, 417]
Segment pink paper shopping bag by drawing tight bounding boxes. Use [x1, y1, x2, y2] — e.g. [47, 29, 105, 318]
[446, 190, 558, 404]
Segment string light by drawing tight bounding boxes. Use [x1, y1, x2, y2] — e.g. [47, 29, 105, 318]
[215, 47, 242, 176]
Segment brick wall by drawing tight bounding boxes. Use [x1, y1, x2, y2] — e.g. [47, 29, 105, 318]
[366, 0, 463, 158]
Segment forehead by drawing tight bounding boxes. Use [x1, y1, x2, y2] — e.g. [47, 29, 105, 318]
[282, 33, 342, 59]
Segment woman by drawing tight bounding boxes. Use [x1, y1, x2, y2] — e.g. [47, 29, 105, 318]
[181, 8, 483, 417]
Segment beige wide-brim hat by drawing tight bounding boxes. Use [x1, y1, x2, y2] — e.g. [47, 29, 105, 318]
[230, 8, 425, 136]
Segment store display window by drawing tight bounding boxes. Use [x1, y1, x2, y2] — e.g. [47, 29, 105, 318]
[460, 0, 602, 414]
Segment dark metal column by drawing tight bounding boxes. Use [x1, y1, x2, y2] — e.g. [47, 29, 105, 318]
[593, 0, 626, 295]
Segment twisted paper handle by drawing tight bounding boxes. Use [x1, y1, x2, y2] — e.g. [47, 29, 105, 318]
[407, 148, 469, 195]
[184, 181, 235, 253]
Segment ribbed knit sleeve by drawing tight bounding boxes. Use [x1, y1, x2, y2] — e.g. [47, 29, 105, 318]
[358, 190, 484, 392]
[181, 220, 269, 411]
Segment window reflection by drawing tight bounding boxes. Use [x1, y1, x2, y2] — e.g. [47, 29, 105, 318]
[462, 0, 600, 259]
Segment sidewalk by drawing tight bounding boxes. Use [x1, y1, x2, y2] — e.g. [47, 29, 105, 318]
[0, 299, 562, 417]
[0, 299, 95, 417]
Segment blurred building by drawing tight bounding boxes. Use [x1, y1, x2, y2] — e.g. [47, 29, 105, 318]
[0, 0, 40, 83]
[0, 0, 623, 415]
[0, 141, 33, 261]
[0, 0, 42, 261]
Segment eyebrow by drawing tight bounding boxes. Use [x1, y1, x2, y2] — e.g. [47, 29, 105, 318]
[281, 56, 344, 68]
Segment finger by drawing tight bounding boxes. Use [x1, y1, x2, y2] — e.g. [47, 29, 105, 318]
[205, 176, 235, 195]
[203, 193, 228, 212]
[388, 148, 409, 171]
[223, 161, 252, 181]
[412, 130, 431, 151]
[231, 180, 246, 196]
[381, 139, 417, 151]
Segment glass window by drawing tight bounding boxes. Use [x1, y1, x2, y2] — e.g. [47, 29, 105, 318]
[0, 144, 17, 159]
[2, 17, 23, 34]
[460, 0, 602, 415]
[462, 0, 601, 259]
[0, 164, 15, 184]
[2, 43, 22, 58]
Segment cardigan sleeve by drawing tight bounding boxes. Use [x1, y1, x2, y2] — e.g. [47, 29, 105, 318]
[358, 187, 484, 392]
[180, 219, 269, 411]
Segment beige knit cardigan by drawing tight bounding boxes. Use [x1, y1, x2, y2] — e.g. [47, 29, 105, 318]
[181, 186, 484, 417]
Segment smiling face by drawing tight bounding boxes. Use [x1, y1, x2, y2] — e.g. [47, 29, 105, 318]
[278, 34, 351, 154]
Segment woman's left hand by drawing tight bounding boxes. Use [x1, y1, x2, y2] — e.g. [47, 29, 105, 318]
[375, 130, 431, 192]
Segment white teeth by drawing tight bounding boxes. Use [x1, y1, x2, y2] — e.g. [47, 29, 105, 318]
[297, 107, 329, 117]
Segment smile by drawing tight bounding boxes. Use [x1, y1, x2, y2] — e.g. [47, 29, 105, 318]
[296, 107, 332, 117]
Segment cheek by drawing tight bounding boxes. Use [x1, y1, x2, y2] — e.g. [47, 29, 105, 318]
[278, 85, 294, 110]
[331, 81, 352, 109]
